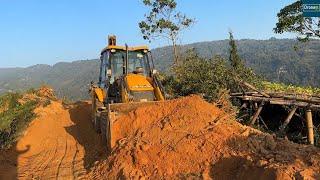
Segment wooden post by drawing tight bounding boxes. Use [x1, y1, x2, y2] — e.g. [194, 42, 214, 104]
[250, 102, 264, 126]
[279, 107, 297, 132]
[305, 109, 314, 145]
[240, 103, 248, 110]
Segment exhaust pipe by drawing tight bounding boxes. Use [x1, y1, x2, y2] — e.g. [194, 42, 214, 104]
[108, 35, 116, 46]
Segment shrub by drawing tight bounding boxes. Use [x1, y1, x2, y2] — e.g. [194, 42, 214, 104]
[161, 48, 260, 102]
[0, 92, 38, 149]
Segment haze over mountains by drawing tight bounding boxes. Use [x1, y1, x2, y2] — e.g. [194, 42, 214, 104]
[1, 38, 320, 100]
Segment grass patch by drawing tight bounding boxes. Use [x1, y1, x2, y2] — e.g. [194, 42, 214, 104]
[0, 92, 38, 149]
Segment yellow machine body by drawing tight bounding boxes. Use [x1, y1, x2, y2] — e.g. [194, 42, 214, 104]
[91, 35, 166, 151]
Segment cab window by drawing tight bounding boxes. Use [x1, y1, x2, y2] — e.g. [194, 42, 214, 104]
[127, 51, 150, 76]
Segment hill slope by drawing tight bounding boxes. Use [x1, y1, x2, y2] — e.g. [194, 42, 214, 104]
[0, 60, 99, 100]
[153, 38, 320, 86]
[1, 38, 320, 100]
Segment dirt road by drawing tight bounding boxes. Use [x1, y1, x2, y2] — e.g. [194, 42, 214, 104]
[0, 101, 105, 179]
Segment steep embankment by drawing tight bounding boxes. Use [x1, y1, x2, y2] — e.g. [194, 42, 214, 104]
[0, 99, 105, 179]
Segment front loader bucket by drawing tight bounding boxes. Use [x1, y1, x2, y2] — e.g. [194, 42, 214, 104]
[99, 101, 162, 151]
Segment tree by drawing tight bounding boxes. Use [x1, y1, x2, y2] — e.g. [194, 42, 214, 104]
[170, 49, 233, 101]
[139, 0, 194, 64]
[274, 1, 320, 41]
[228, 32, 260, 89]
[228, 31, 242, 69]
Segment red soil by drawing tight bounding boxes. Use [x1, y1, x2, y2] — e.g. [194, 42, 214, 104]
[1, 92, 319, 179]
[0, 100, 105, 179]
[88, 95, 320, 179]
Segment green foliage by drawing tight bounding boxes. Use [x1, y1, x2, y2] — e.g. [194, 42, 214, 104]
[262, 81, 320, 95]
[139, 0, 193, 41]
[274, 0, 320, 40]
[153, 39, 320, 88]
[161, 33, 261, 102]
[162, 47, 258, 102]
[229, 31, 242, 69]
[139, 0, 194, 63]
[172, 51, 234, 101]
[227, 32, 261, 91]
[0, 92, 38, 149]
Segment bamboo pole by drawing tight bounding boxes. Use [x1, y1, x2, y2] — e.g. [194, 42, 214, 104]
[305, 109, 314, 145]
[279, 107, 297, 132]
[241, 81, 270, 98]
[250, 102, 264, 126]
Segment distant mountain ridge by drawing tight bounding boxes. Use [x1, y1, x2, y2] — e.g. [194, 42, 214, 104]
[1, 38, 320, 100]
[0, 60, 100, 100]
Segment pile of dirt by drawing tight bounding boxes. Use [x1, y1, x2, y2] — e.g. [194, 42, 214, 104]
[19, 86, 56, 105]
[36, 86, 55, 99]
[88, 95, 320, 179]
[1, 93, 319, 179]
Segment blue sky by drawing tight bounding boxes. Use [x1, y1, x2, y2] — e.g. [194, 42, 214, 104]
[0, 0, 296, 68]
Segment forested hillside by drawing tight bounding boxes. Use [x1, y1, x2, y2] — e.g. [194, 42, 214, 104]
[1, 38, 319, 100]
[0, 61, 100, 100]
[154, 38, 320, 86]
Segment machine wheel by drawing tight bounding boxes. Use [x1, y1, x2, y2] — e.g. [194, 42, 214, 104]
[105, 112, 112, 152]
[100, 112, 107, 146]
[94, 113, 101, 133]
[91, 97, 97, 125]
[92, 97, 102, 133]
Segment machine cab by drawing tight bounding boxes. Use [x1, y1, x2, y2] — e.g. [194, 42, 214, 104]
[98, 35, 163, 103]
[103, 46, 152, 84]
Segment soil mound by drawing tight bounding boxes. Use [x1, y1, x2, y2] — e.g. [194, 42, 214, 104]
[19, 86, 56, 105]
[36, 86, 55, 99]
[1, 94, 319, 179]
[88, 95, 320, 179]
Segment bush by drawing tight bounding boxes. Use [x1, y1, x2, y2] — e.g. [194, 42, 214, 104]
[161, 49, 259, 102]
[0, 92, 38, 149]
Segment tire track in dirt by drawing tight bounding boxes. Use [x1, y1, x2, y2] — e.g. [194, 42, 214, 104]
[72, 142, 79, 178]
[28, 141, 53, 174]
[55, 138, 68, 179]
[39, 138, 59, 178]
[17, 140, 52, 179]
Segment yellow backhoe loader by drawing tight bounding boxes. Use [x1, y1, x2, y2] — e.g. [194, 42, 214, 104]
[90, 35, 166, 151]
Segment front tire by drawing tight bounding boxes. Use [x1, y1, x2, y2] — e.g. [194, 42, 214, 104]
[100, 112, 107, 146]
[92, 96, 101, 133]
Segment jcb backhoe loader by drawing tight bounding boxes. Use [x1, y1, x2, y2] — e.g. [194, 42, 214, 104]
[90, 35, 166, 151]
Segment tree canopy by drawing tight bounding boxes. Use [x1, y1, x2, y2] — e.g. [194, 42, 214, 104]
[139, 0, 194, 64]
[274, 0, 320, 41]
